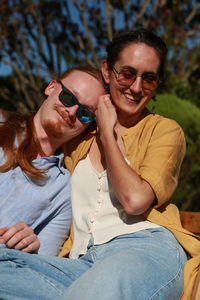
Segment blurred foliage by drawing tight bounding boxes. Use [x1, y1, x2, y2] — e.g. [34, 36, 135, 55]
[0, 74, 46, 112]
[0, 0, 199, 111]
[148, 94, 200, 211]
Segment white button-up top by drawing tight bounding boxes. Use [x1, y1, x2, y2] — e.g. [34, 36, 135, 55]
[70, 155, 159, 258]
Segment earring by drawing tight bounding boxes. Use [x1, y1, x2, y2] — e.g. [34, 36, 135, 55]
[151, 95, 156, 112]
[105, 83, 110, 94]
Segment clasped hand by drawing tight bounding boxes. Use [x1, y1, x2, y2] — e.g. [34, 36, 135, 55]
[95, 94, 117, 134]
[0, 222, 40, 253]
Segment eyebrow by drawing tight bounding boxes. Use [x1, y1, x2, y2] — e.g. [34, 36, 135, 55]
[60, 83, 80, 101]
[120, 66, 158, 75]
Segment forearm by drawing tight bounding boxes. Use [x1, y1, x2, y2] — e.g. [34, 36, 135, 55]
[95, 96, 156, 214]
[100, 131, 156, 215]
[37, 213, 71, 256]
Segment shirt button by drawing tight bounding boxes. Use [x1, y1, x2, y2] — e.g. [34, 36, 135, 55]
[90, 218, 95, 223]
[98, 175, 102, 179]
[97, 187, 101, 192]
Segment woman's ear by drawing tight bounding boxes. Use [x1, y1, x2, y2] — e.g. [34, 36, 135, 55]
[44, 80, 58, 96]
[101, 60, 110, 84]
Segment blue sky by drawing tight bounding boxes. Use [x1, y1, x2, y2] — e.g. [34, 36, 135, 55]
[0, 1, 79, 77]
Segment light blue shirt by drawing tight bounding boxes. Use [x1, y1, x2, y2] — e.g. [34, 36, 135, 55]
[0, 149, 71, 256]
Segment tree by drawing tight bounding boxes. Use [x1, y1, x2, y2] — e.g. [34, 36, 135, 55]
[0, 0, 199, 112]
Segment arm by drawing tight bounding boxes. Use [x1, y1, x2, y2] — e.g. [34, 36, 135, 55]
[36, 207, 72, 256]
[95, 96, 156, 215]
[0, 199, 71, 256]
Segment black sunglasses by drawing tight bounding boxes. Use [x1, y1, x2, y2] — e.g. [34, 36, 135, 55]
[58, 81, 95, 124]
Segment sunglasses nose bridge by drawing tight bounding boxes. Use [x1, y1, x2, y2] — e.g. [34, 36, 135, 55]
[129, 76, 143, 91]
[65, 104, 79, 119]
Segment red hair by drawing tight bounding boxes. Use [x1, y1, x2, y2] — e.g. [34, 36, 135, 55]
[0, 111, 44, 180]
[0, 66, 103, 180]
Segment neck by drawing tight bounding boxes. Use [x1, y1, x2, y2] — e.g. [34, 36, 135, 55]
[33, 116, 61, 158]
[35, 136, 58, 159]
[116, 108, 150, 129]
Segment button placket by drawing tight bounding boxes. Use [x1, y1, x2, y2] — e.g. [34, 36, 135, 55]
[97, 174, 103, 207]
[88, 172, 103, 233]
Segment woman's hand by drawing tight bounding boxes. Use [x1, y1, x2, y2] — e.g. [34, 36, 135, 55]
[95, 94, 117, 136]
[0, 222, 40, 253]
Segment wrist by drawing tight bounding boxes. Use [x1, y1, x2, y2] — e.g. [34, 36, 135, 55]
[99, 128, 116, 145]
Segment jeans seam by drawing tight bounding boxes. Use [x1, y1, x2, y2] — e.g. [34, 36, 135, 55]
[3, 251, 24, 268]
[1, 252, 65, 298]
[147, 247, 182, 300]
[2, 251, 71, 297]
[141, 228, 180, 251]
[28, 268, 65, 297]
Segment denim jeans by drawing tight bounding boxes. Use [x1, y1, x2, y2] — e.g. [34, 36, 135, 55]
[0, 227, 187, 300]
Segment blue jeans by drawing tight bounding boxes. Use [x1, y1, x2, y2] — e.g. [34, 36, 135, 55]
[0, 227, 187, 300]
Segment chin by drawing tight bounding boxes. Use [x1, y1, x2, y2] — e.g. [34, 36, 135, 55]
[44, 120, 65, 139]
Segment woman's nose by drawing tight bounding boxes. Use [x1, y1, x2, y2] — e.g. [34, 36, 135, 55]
[129, 76, 143, 94]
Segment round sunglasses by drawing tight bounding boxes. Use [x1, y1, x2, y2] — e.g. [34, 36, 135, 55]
[112, 67, 159, 90]
[58, 81, 95, 124]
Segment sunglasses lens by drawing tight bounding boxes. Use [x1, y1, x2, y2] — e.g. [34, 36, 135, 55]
[117, 71, 136, 87]
[58, 85, 94, 124]
[114, 69, 159, 90]
[59, 91, 77, 107]
[142, 74, 158, 88]
[77, 107, 94, 124]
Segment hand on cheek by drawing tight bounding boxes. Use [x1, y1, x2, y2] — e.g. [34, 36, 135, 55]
[95, 94, 117, 135]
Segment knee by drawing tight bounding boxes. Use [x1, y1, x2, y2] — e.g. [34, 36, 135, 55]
[0, 248, 30, 267]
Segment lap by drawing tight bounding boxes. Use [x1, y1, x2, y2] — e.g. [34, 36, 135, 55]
[65, 228, 187, 300]
[0, 249, 90, 300]
[0, 227, 187, 300]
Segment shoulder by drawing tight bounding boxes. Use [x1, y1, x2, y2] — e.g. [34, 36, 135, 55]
[149, 114, 185, 143]
[144, 113, 183, 130]
[140, 114, 185, 141]
[63, 125, 96, 173]
[125, 114, 185, 143]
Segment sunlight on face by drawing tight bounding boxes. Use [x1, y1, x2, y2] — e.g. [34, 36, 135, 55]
[37, 70, 105, 143]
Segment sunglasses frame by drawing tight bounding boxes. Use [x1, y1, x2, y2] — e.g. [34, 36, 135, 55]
[112, 67, 159, 90]
[58, 81, 95, 124]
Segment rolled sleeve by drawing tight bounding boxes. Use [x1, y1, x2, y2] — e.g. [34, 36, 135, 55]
[138, 119, 186, 207]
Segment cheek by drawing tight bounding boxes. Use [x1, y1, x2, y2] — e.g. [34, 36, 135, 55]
[143, 90, 155, 101]
[76, 122, 88, 133]
[109, 83, 123, 101]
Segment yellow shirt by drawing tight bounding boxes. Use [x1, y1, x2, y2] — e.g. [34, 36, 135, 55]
[60, 114, 200, 300]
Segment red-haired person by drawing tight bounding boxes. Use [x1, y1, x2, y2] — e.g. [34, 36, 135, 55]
[0, 66, 105, 256]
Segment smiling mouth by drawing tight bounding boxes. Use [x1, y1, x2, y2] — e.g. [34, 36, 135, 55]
[55, 108, 73, 127]
[124, 93, 142, 102]
[60, 114, 74, 127]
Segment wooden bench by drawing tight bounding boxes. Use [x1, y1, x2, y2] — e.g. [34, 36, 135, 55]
[180, 211, 200, 234]
[180, 212, 200, 300]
